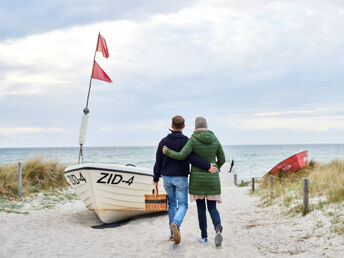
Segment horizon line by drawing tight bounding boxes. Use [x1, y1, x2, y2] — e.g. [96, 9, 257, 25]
[1, 143, 344, 149]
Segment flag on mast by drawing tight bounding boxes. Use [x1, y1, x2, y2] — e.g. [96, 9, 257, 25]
[91, 61, 112, 83]
[97, 34, 110, 58]
[78, 33, 112, 164]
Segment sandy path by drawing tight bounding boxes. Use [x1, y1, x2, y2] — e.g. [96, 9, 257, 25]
[1, 163, 343, 257]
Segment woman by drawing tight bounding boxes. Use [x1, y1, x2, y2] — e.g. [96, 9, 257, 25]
[163, 116, 226, 247]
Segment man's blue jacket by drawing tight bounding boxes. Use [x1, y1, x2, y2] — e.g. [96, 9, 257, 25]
[153, 131, 210, 182]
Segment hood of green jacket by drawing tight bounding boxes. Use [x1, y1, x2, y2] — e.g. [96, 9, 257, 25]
[192, 130, 216, 144]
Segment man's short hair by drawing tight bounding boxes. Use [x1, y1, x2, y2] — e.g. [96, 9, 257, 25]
[172, 115, 185, 129]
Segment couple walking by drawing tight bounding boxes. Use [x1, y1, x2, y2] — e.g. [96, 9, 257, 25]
[153, 115, 226, 247]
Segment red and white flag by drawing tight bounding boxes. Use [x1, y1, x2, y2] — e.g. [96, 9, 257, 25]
[91, 61, 112, 83]
[97, 34, 109, 58]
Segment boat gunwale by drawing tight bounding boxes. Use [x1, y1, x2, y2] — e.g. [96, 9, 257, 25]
[64, 166, 153, 177]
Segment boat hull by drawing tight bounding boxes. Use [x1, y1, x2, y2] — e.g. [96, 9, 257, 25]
[64, 164, 165, 223]
[269, 151, 308, 175]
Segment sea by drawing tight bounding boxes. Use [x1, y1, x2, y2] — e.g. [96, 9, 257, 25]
[0, 144, 343, 182]
[0, 144, 344, 180]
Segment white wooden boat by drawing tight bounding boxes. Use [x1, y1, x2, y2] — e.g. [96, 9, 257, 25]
[64, 163, 165, 223]
[65, 35, 167, 224]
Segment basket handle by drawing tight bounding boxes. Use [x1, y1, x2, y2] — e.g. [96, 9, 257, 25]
[154, 184, 159, 196]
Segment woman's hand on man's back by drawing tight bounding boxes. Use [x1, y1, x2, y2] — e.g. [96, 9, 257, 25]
[208, 163, 218, 173]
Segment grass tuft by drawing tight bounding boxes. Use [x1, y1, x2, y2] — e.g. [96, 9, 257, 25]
[238, 180, 250, 187]
[0, 157, 67, 199]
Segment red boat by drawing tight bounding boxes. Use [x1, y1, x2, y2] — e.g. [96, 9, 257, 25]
[269, 151, 308, 175]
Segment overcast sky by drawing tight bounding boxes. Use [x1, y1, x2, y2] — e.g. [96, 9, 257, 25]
[1, 0, 344, 147]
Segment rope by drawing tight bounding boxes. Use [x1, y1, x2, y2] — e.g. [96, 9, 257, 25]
[269, 176, 344, 189]
[275, 177, 303, 182]
[80, 145, 84, 163]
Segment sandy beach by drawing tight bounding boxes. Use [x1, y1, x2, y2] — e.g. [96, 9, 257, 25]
[1, 163, 344, 258]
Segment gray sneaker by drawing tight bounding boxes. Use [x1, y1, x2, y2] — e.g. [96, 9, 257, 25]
[215, 225, 223, 247]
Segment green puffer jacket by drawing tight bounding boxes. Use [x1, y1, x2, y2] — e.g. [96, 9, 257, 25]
[164, 130, 226, 195]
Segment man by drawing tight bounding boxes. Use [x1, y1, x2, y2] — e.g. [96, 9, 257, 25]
[153, 115, 217, 244]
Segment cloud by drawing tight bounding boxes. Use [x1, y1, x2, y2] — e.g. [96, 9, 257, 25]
[0, 127, 67, 136]
[234, 116, 344, 131]
[0, 0, 194, 40]
[1, 0, 344, 100]
[100, 120, 168, 133]
[222, 106, 344, 132]
[252, 109, 327, 117]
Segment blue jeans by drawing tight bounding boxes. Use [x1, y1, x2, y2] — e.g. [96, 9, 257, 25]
[196, 199, 221, 238]
[162, 176, 188, 233]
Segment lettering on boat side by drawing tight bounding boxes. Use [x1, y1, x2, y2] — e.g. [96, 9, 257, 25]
[67, 172, 87, 185]
[96, 172, 134, 186]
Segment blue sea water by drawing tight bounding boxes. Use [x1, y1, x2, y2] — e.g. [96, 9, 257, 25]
[0, 144, 343, 181]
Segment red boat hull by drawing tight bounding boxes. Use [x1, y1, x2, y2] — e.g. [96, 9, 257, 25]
[269, 151, 308, 175]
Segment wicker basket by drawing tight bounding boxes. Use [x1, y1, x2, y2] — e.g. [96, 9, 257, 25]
[144, 185, 168, 211]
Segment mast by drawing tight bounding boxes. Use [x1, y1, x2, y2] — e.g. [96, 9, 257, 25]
[85, 32, 100, 110]
[78, 32, 100, 164]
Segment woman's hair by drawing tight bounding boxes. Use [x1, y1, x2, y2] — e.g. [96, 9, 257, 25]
[172, 115, 185, 129]
[195, 116, 207, 129]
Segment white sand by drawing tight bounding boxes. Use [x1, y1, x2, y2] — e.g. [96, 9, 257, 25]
[1, 163, 344, 257]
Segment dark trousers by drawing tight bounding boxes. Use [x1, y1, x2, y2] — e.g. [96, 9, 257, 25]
[196, 198, 221, 238]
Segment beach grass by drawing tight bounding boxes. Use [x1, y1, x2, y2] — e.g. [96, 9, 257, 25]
[238, 180, 250, 187]
[257, 159, 344, 214]
[0, 157, 68, 199]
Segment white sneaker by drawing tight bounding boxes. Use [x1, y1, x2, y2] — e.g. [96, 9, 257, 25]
[197, 237, 208, 244]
